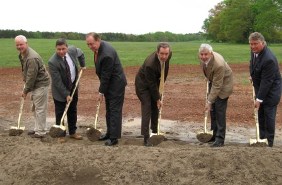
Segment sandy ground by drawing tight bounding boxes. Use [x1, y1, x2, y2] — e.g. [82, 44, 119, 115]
[0, 64, 282, 185]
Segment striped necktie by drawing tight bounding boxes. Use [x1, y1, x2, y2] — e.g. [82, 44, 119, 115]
[64, 56, 72, 90]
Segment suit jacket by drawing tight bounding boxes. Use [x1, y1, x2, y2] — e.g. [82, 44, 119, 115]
[203, 52, 233, 103]
[95, 41, 127, 98]
[48, 46, 85, 102]
[135, 51, 172, 101]
[250, 46, 281, 106]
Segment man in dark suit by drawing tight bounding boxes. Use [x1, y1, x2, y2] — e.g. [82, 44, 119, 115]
[199, 43, 233, 147]
[135, 42, 172, 146]
[249, 32, 281, 147]
[85, 32, 127, 146]
[48, 38, 86, 143]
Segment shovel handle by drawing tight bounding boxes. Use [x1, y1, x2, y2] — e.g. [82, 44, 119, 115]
[60, 69, 83, 126]
[204, 81, 209, 133]
[157, 94, 164, 135]
[252, 86, 261, 140]
[94, 101, 101, 129]
[17, 97, 25, 129]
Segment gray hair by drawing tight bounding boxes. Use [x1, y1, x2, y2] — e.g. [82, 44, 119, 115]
[15, 35, 27, 42]
[248, 32, 266, 45]
[199, 43, 213, 53]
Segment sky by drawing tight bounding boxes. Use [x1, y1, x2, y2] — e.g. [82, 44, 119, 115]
[0, 0, 222, 35]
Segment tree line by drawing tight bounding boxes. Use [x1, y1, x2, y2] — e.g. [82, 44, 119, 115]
[203, 0, 282, 43]
[0, 29, 205, 42]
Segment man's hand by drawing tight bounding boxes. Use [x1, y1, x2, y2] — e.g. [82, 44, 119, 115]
[66, 95, 72, 103]
[205, 102, 211, 112]
[157, 99, 162, 109]
[98, 93, 104, 102]
[21, 92, 27, 100]
[254, 100, 261, 110]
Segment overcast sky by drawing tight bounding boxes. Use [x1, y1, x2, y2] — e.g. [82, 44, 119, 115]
[0, 0, 222, 35]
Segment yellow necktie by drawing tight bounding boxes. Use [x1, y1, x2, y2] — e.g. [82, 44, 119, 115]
[159, 62, 165, 95]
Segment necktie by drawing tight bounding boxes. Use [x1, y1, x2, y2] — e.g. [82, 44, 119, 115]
[253, 53, 257, 66]
[63, 56, 72, 90]
[94, 51, 98, 63]
[159, 62, 165, 95]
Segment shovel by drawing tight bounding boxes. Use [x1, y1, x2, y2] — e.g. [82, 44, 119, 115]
[9, 96, 25, 136]
[250, 86, 268, 147]
[49, 69, 83, 138]
[147, 94, 165, 146]
[86, 101, 102, 141]
[196, 81, 213, 143]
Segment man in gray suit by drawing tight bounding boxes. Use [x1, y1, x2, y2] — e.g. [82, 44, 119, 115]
[135, 42, 172, 146]
[86, 32, 127, 146]
[199, 43, 233, 147]
[48, 38, 86, 142]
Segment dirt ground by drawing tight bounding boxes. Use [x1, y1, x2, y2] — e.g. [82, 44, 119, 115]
[0, 63, 282, 185]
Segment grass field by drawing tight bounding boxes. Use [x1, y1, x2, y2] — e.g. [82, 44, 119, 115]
[0, 38, 281, 67]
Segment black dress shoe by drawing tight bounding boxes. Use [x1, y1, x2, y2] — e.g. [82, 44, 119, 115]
[28, 130, 35, 135]
[208, 136, 215, 143]
[105, 139, 118, 146]
[211, 141, 224, 147]
[99, 134, 110, 141]
[144, 140, 153, 147]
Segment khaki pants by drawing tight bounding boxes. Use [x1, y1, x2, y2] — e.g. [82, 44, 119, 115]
[31, 86, 49, 135]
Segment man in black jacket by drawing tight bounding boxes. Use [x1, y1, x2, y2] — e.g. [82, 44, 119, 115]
[135, 42, 172, 146]
[249, 32, 281, 147]
[86, 32, 127, 146]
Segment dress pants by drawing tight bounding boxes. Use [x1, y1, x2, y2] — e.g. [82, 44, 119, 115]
[105, 89, 125, 139]
[136, 89, 159, 137]
[210, 97, 229, 143]
[258, 104, 277, 146]
[54, 89, 78, 135]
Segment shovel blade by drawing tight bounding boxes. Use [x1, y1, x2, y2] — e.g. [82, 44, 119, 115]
[49, 125, 66, 138]
[250, 138, 268, 147]
[86, 127, 102, 142]
[148, 135, 165, 146]
[9, 127, 25, 136]
[196, 131, 213, 143]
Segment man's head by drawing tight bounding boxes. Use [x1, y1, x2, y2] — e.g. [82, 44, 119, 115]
[15, 35, 28, 55]
[198, 43, 213, 64]
[249, 32, 266, 54]
[55, 38, 68, 58]
[86, 32, 101, 53]
[157, 42, 171, 63]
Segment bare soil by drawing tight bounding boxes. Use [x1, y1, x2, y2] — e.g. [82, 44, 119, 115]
[0, 64, 282, 185]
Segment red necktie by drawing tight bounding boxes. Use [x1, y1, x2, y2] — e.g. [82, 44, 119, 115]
[94, 51, 98, 63]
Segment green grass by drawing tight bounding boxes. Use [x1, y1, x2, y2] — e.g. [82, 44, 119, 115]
[0, 39, 281, 67]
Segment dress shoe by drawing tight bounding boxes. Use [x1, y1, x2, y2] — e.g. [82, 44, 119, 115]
[105, 138, 118, 146]
[268, 142, 273, 147]
[28, 130, 35, 135]
[208, 136, 216, 143]
[144, 140, 153, 147]
[30, 133, 45, 138]
[70, 133, 83, 140]
[211, 141, 224, 147]
[58, 137, 66, 143]
[99, 134, 110, 141]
